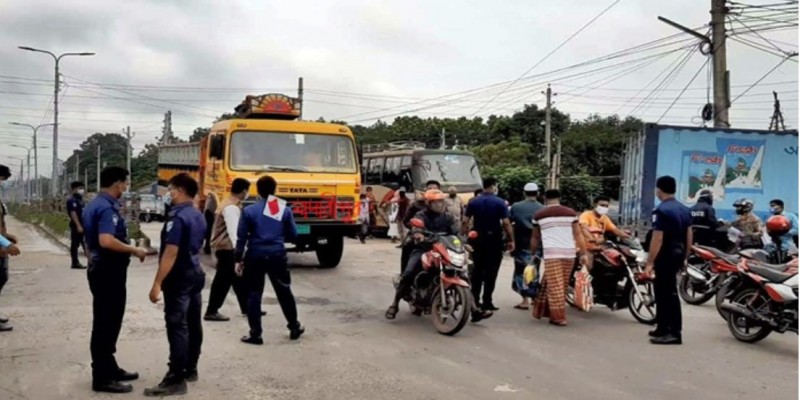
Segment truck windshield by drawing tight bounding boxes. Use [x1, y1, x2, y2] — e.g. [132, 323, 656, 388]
[230, 131, 357, 173]
[413, 153, 482, 187]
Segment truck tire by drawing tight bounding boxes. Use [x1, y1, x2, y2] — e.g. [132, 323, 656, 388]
[316, 235, 344, 269]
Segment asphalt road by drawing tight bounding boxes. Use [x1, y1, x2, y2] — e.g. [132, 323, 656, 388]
[0, 217, 796, 400]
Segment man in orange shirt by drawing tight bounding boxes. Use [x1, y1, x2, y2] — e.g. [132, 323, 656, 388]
[579, 196, 629, 269]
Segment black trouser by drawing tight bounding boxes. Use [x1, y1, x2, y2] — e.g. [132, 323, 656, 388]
[69, 227, 85, 266]
[244, 254, 298, 338]
[203, 212, 214, 254]
[88, 260, 129, 382]
[400, 239, 414, 275]
[163, 273, 204, 377]
[0, 257, 8, 296]
[471, 236, 504, 309]
[654, 249, 683, 336]
[207, 250, 247, 315]
[398, 249, 424, 293]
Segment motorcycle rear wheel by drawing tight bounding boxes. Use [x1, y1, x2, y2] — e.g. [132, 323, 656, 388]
[726, 288, 773, 343]
[678, 272, 715, 305]
[431, 286, 470, 336]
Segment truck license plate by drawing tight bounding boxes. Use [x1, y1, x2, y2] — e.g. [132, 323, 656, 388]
[296, 224, 310, 235]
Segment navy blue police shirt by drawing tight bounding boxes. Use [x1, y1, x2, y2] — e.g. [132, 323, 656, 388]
[160, 201, 207, 288]
[66, 194, 84, 229]
[652, 197, 693, 256]
[82, 192, 129, 265]
[465, 192, 509, 237]
[235, 197, 298, 262]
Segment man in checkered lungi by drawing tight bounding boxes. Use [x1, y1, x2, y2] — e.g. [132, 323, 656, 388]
[530, 189, 588, 326]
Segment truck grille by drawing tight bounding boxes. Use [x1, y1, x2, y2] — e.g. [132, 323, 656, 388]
[241, 197, 355, 221]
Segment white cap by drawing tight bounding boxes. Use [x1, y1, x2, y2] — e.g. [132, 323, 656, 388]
[524, 182, 539, 192]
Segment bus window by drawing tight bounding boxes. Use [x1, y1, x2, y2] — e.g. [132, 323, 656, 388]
[366, 157, 384, 184]
[401, 156, 412, 168]
[383, 157, 400, 184]
[413, 153, 481, 188]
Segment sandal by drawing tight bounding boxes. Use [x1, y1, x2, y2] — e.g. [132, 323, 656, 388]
[513, 304, 529, 310]
[385, 305, 399, 320]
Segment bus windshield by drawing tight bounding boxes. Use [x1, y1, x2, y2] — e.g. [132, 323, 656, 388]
[230, 131, 357, 173]
[413, 153, 482, 188]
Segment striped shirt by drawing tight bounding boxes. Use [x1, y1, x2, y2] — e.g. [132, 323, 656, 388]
[533, 205, 578, 260]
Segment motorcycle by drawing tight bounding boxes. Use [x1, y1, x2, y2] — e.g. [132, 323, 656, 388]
[567, 228, 657, 325]
[714, 234, 798, 320]
[719, 257, 799, 343]
[392, 218, 474, 336]
[679, 226, 770, 306]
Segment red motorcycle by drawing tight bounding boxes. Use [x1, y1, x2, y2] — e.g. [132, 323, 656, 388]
[391, 218, 474, 336]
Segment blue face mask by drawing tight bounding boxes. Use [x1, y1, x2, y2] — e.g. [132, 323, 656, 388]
[770, 206, 781, 215]
[0, 180, 9, 189]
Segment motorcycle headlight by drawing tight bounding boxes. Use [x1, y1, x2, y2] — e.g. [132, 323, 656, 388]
[634, 250, 647, 263]
[448, 250, 466, 267]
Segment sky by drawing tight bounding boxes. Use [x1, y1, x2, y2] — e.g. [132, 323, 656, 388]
[0, 0, 797, 179]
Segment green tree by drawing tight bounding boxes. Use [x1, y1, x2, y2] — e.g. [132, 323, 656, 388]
[63, 133, 128, 191]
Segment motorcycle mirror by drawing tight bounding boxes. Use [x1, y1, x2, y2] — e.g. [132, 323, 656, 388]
[468, 231, 479, 240]
[409, 218, 425, 229]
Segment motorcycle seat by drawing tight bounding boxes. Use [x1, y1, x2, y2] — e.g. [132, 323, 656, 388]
[697, 245, 739, 264]
[747, 263, 795, 283]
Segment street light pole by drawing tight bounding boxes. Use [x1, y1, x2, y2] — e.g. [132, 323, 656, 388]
[9, 122, 56, 200]
[10, 144, 48, 202]
[18, 46, 95, 198]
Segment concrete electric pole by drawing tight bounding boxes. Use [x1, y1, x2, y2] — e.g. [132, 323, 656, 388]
[298, 77, 304, 120]
[542, 84, 557, 188]
[96, 144, 101, 193]
[658, 0, 729, 128]
[123, 126, 134, 192]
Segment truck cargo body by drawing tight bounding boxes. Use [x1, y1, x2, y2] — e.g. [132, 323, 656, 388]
[621, 124, 799, 229]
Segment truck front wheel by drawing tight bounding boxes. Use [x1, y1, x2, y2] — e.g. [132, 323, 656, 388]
[316, 235, 344, 269]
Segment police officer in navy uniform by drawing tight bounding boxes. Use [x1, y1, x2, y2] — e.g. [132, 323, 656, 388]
[67, 181, 88, 269]
[644, 176, 692, 345]
[236, 175, 304, 345]
[462, 178, 515, 317]
[690, 189, 717, 246]
[83, 167, 147, 393]
[145, 173, 206, 397]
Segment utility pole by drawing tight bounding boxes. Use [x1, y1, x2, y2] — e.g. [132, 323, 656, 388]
[440, 128, 446, 149]
[26, 153, 31, 201]
[160, 111, 173, 144]
[74, 153, 79, 185]
[659, 1, 728, 128]
[84, 169, 88, 193]
[298, 77, 304, 120]
[542, 84, 556, 188]
[553, 138, 562, 190]
[769, 91, 786, 131]
[123, 126, 134, 192]
[96, 144, 101, 193]
[711, 0, 730, 128]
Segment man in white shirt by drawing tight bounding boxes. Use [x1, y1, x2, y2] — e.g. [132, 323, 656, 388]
[204, 179, 252, 321]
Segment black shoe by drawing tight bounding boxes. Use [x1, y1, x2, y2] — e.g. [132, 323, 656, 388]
[289, 323, 305, 340]
[116, 368, 139, 381]
[0, 316, 8, 324]
[185, 369, 198, 382]
[240, 335, 264, 345]
[144, 372, 187, 397]
[650, 334, 682, 345]
[204, 312, 230, 322]
[483, 303, 500, 311]
[471, 310, 493, 323]
[93, 381, 133, 393]
[0, 322, 12, 332]
[648, 329, 666, 338]
[71, 264, 87, 269]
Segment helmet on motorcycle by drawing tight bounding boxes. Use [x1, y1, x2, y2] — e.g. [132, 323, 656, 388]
[766, 215, 791, 237]
[733, 198, 754, 215]
[424, 189, 446, 213]
[423, 189, 446, 202]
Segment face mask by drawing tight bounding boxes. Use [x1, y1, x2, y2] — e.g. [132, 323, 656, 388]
[77, 189, 85, 195]
[735, 208, 746, 215]
[449, 193, 457, 199]
[770, 207, 781, 215]
[243, 193, 249, 201]
[595, 206, 609, 216]
[0, 181, 8, 189]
